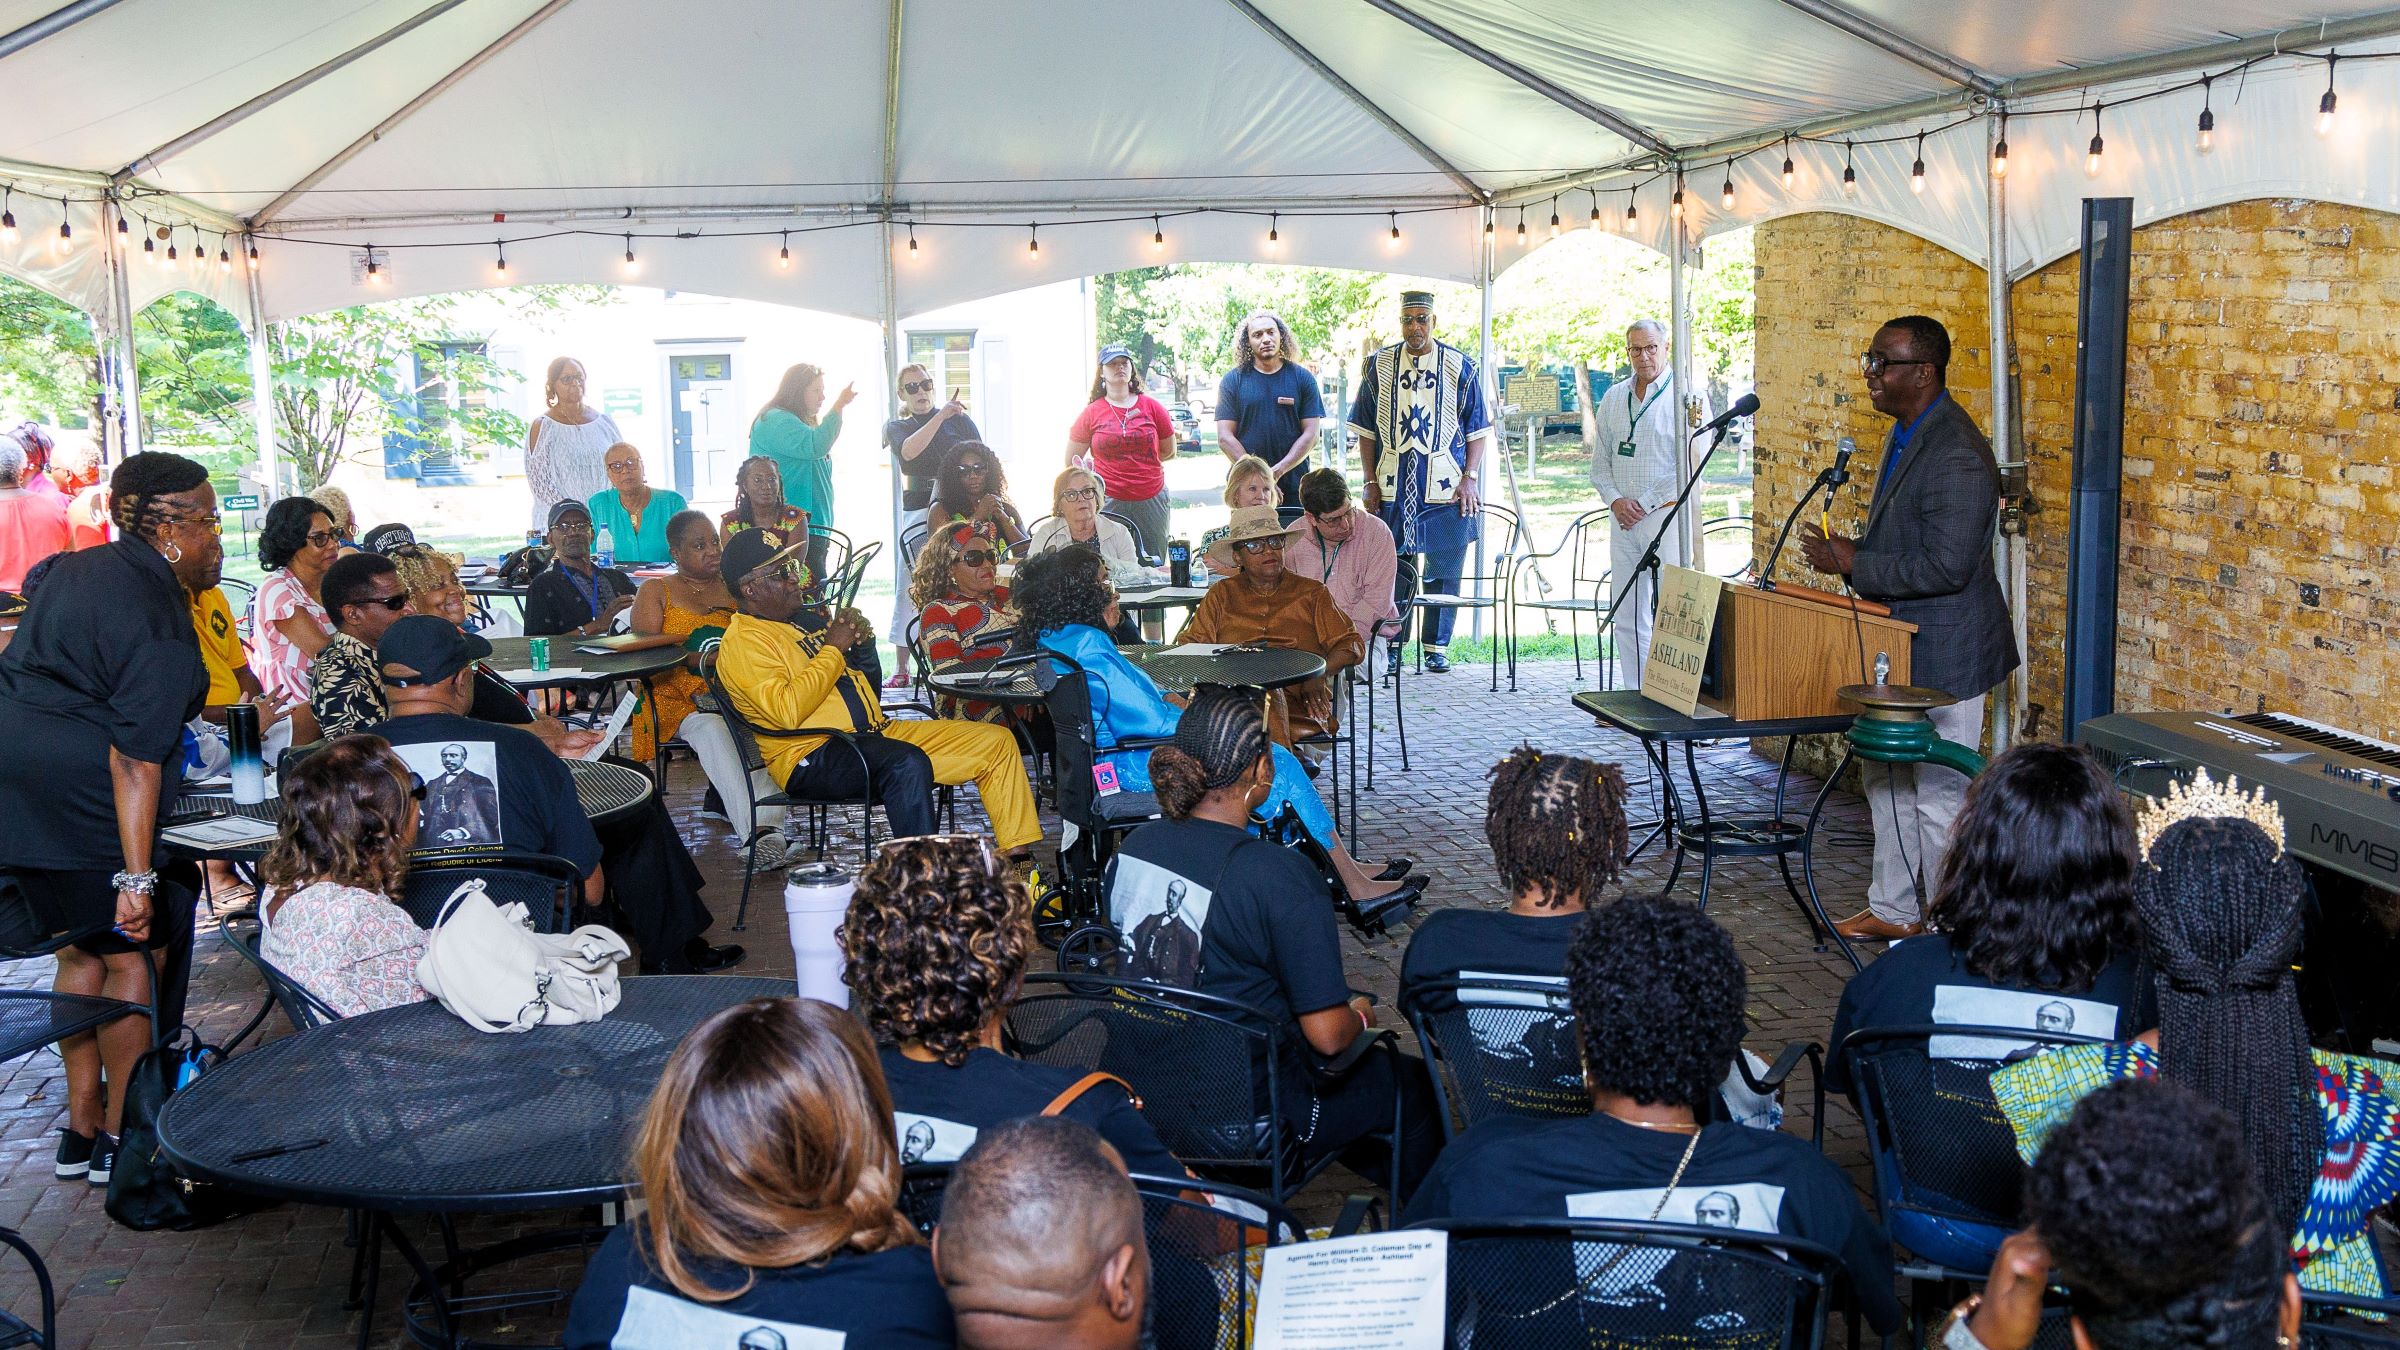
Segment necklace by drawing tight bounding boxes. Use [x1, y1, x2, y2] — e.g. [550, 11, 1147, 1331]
[1604, 1111, 1702, 1134]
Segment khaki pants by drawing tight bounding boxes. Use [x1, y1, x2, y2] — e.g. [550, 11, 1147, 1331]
[1863, 693, 1986, 925]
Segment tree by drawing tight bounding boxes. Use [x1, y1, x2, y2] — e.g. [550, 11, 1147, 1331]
[0, 281, 99, 431]
[135, 294, 252, 445]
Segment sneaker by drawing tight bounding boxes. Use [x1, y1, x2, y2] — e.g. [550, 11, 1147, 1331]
[87, 1132, 117, 1187]
[53, 1128, 94, 1180]
[1423, 648, 1452, 674]
[699, 786, 730, 824]
[748, 831, 789, 870]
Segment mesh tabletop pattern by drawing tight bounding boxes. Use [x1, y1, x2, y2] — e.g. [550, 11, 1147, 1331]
[568, 759, 653, 824]
[158, 975, 791, 1213]
[176, 796, 281, 823]
[483, 636, 688, 684]
[0, 992, 145, 1064]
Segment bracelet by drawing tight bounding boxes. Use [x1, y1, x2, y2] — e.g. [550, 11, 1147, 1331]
[111, 870, 158, 897]
[1934, 1294, 1986, 1350]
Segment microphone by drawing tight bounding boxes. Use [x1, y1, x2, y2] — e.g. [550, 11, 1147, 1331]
[1827, 436, 1856, 487]
[1693, 391, 1761, 437]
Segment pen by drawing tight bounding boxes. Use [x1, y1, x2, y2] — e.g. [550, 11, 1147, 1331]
[231, 1138, 330, 1164]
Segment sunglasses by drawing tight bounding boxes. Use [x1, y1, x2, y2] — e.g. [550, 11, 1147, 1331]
[306, 529, 341, 548]
[353, 593, 410, 613]
[957, 549, 999, 567]
[1236, 537, 1286, 555]
[900, 379, 935, 394]
[1858, 352, 1933, 376]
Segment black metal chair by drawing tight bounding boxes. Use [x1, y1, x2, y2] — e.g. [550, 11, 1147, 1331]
[822, 539, 882, 611]
[898, 519, 931, 569]
[2303, 1291, 2400, 1346]
[217, 575, 258, 641]
[807, 523, 853, 582]
[1030, 649, 1168, 931]
[1838, 1022, 2102, 1340]
[219, 912, 342, 1032]
[1401, 975, 1824, 1147]
[697, 649, 874, 928]
[1703, 513, 1757, 582]
[399, 849, 586, 934]
[1508, 506, 1615, 682]
[1004, 972, 1394, 1202]
[1401, 502, 1523, 691]
[1408, 1216, 1846, 1350]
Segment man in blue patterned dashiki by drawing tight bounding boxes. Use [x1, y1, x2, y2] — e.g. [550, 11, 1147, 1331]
[1347, 290, 1492, 675]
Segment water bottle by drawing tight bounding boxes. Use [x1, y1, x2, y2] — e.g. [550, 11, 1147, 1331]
[1167, 538, 1192, 588]
[226, 702, 265, 805]
[595, 525, 615, 569]
[785, 860, 855, 1007]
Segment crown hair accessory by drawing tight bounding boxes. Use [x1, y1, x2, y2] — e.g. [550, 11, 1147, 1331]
[2135, 768, 2285, 862]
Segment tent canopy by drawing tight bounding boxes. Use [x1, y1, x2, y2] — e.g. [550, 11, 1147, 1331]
[2, 0, 2398, 322]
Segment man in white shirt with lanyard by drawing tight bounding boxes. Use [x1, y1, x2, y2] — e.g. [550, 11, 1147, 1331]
[1590, 319, 1710, 689]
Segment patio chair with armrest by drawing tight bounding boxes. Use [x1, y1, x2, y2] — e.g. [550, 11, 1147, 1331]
[698, 647, 876, 929]
[1508, 506, 1614, 683]
[1402, 502, 1523, 691]
[219, 912, 342, 1033]
[398, 849, 587, 935]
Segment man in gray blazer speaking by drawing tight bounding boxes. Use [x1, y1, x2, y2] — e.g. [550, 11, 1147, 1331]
[1800, 315, 2019, 940]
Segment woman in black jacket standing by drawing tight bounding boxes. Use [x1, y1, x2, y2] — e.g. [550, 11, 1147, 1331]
[0, 452, 214, 1185]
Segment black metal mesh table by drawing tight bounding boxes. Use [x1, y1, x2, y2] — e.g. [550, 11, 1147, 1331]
[926, 644, 1327, 707]
[480, 637, 687, 690]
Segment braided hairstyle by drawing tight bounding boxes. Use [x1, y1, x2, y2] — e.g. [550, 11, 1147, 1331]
[2136, 816, 2321, 1243]
[107, 451, 209, 545]
[1148, 684, 1271, 820]
[2025, 1076, 2292, 1349]
[1486, 746, 1629, 908]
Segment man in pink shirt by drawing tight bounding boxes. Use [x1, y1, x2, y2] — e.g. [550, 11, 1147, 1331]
[1280, 467, 1400, 649]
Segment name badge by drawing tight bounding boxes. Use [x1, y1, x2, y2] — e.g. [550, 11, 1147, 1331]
[1618, 439, 1638, 458]
[1276, 396, 1296, 407]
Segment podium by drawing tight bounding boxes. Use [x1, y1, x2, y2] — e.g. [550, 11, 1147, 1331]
[1698, 583, 1916, 721]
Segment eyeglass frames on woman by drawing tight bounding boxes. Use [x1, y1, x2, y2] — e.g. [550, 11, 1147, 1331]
[305, 529, 340, 548]
[1060, 487, 1099, 503]
[900, 379, 935, 395]
[1236, 537, 1286, 555]
[1858, 352, 1933, 377]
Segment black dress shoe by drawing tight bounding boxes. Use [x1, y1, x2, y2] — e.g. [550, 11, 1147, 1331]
[1423, 650, 1452, 673]
[1373, 857, 1415, 881]
[1352, 875, 1429, 933]
[664, 940, 746, 974]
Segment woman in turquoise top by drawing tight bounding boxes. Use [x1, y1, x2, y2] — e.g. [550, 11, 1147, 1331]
[749, 363, 855, 531]
[584, 442, 687, 564]
[1011, 546, 1419, 912]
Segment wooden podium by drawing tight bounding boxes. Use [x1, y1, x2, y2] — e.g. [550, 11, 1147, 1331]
[1697, 583, 1917, 721]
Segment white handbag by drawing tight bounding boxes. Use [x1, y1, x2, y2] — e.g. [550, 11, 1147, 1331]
[416, 878, 631, 1034]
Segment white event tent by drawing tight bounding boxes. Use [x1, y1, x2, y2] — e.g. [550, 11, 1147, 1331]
[2, 0, 2398, 478]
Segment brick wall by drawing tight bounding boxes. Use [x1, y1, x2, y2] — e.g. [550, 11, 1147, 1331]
[1753, 201, 2400, 748]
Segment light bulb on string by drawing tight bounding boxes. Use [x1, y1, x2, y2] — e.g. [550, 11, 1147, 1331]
[1992, 115, 2008, 178]
[142, 229, 155, 263]
[1266, 211, 1279, 251]
[1587, 190, 1601, 231]
[115, 212, 128, 237]
[622, 234, 638, 274]
[2197, 76, 2216, 152]
[217, 240, 230, 273]
[777, 230, 791, 269]
[1910, 132, 1927, 195]
[1514, 208, 1526, 245]
[493, 240, 508, 280]
[246, 237, 259, 272]
[907, 222, 919, 260]
[166, 237, 179, 269]
[2086, 106, 2105, 177]
[2318, 55, 2338, 136]
[1388, 211, 1401, 248]
[364, 245, 378, 283]
[1781, 137, 1795, 191]
[1841, 142, 1858, 197]
[53, 207, 71, 256]
[1027, 223, 1039, 257]
[0, 190, 14, 242]
[1670, 175, 1685, 221]
[1548, 196, 1560, 238]
[1721, 163, 1736, 211]
[1623, 193, 1638, 230]
[1153, 215, 1166, 251]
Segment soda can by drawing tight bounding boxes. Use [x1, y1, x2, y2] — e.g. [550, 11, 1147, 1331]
[529, 636, 551, 672]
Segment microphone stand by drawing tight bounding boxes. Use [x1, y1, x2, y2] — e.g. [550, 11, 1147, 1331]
[1757, 467, 1839, 590]
[1596, 416, 1739, 688]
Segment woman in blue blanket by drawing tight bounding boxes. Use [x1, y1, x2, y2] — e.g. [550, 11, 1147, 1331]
[1012, 544, 1419, 912]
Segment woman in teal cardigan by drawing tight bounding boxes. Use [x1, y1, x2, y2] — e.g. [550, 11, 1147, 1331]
[749, 363, 855, 534]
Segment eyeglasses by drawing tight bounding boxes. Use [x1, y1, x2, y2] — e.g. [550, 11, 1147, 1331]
[1310, 508, 1352, 528]
[900, 379, 935, 394]
[604, 460, 639, 473]
[1627, 343, 1662, 357]
[164, 511, 223, 535]
[1858, 352, 1933, 377]
[550, 521, 592, 536]
[957, 549, 999, 567]
[1060, 487, 1099, 503]
[1236, 537, 1286, 555]
[305, 529, 340, 548]
[353, 593, 410, 613]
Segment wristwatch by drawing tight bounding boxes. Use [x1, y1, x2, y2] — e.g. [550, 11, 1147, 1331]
[1935, 1295, 1989, 1350]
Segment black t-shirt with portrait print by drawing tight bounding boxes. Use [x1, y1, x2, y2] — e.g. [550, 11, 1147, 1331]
[564, 1224, 953, 1350]
[369, 711, 601, 875]
[875, 1045, 1184, 1179]
[1404, 1112, 1904, 1334]
[1399, 908, 1586, 1006]
[1823, 933, 2152, 1095]
[1104, 817, 1351, 1093]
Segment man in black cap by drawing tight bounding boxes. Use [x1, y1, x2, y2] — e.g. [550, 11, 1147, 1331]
[525, 499, 635, 638]
[713, 530, 1041, 857]
[1348, 290, 1493, 674]
[360, 522, 417, 556]
[370, 615, 741, 972]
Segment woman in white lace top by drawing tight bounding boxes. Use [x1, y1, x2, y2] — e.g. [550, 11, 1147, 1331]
[523, 357, 623, 529]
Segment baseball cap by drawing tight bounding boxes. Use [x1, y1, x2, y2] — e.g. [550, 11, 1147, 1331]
[720, 528, 811, 593]
[546, 499, 592, 530]
[361, 522, 417, 555]
[1097, 343, 1135, 366]
[378, 615, 492, 687]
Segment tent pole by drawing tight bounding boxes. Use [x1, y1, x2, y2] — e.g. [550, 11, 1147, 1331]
[881, 0, 906, 595]
[1984, 115, 2023, 754]
[244, 241, 284, 497]
[1669, 211, 1697, 565]
[0, 0, 132, 62]
[95, 196, 141, 464]
[1777, 0, 1996, 94]
[1474, 204, 1495, 643]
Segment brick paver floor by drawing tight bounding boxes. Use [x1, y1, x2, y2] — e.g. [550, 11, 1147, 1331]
[0, 658, 1887, 1347]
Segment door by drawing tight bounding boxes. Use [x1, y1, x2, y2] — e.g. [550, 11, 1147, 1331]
[669, 353, 739, 504]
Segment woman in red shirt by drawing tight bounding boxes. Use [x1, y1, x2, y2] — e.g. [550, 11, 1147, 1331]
[909, 522, 1018, 725]
[1064, 343, 1175, 560]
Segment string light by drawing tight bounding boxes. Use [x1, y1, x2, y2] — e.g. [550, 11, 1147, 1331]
[1842, 142, 1857, 197]
[1910, 132, 1927, 194]
[53, 206, 71, 256]
[777, 229, 791, 268]
[1670, 173, 1685, 221]
[217, 239, 230, 273]
[1992, 115, 2009, 178]
[1623, 194, 1638, 229]
[1153, 215, 1165, 251]
[2197, 76, 2216, 152]
[1548, 195, 1560, 237]
[2086, 105, 2105, 176]
[1266, 211, 1279, 251]
[493, 240, 508, 279]
[1587, 190, 1601, 231]
[622, 233, 638, 274]
[1483, 214, 1493, 239]
[1027, 223, 1039, 256]
[1387, 211, 1401, 248]
[364, 245, 379, 283]
[1720, 163, 1736, 211]
[115, 212, 128, 237]
[142, 227, 155, 263]
[2318, 54, 2338, 135]
[166, 235, 179, 269]
[1514, 207, 1526, 245]
[2, 190, 17, 243]
[246, 236, 259, 272]
[906, 221, 919, 259]
[1780, 136, 1795, 191]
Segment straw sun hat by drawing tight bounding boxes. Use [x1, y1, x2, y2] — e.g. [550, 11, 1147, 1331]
[1204, 505, 1304, 571]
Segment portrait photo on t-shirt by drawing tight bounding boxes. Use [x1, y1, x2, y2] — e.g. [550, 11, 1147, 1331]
[390, 739, 504, 850]
[1929, 984, 2116, 1062]
[1453, 969, 1581, 1093]
[1109, 853, 1210, 988]
[613, 1286, 845, 1350]
[1565, 1181, 1789, 1313]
